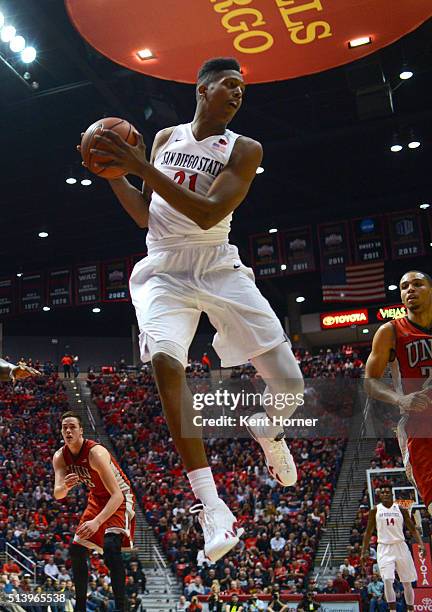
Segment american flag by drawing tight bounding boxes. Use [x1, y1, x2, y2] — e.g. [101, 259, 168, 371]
[322, 261, 386, 303]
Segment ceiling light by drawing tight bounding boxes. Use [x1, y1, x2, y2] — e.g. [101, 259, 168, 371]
[399, 70, 413, 80]
[390, 144, 403, 153]
[16, 272, 23, 277]
[256, 166, 264, 174]
[10, 34, 25, 53]
[0, 12, 4, 29]
[388, 284, 397, 291]
[408, 140, 420, 149]
[21, 46, 37, 63]
[78, 399, 82, 403]
[362, 328, 369, 334]
[1, 25, 16, 43]
[280, 264, 287, 271]
[66, 177, 77, 185]
[296, 296, 305, 303]
[269, 228, 278, 234]
[81, 178, 92, 186]
[419, 203, 430, 210]
[38, 231, 48, 238]
[348, 36, 372, 49]
[92, 307, 101, 313]
[136, 48, 154, 60]
[43, 306, 50, 312]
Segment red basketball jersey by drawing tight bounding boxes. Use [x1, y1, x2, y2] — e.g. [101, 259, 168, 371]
[391, 317, 432, 437]
[62, 439, 132, 503]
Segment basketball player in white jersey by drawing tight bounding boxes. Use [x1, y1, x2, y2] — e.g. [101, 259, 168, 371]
[83, 57, 304, 561]
[361, 486, 424, 611]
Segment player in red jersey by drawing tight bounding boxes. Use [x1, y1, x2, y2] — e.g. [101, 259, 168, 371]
[365, 270, 432, 513]
[53, 412, 135, 612]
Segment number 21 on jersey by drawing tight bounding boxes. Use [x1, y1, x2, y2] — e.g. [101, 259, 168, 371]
[174, 170, 197, 192]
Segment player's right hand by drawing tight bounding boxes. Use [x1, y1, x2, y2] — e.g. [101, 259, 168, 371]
[398, 391, 431, 412]
[64, 473, 79, 490]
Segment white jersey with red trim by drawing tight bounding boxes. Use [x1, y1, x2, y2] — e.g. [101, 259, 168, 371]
[376, 503, 405, 544]
[146, 123, 241, 252]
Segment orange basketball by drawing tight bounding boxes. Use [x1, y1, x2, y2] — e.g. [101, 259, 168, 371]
[80, 117, 138, 179]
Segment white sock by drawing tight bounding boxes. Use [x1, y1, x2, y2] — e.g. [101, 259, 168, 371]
[187, 467, 220, 508]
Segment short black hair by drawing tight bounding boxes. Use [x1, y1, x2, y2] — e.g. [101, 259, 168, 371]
[197, 57, 241, 85]
[400, 270, 432, 286]
[61, 411, 83, 426]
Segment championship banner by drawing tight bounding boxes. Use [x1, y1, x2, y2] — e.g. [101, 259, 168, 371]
[318, 221, 351, 272]
[388, 210, 425, 260]
[19, 272, 44, 313]
[351, 216, 386, 263]
[102, 259, 130, 302]
[0, 278, 14, 317]
[47, 269, 72, 309]
[280, 226, 315, 275]
[413, 543, 432, 589]
[249, 233, 281, 278]
[75, 263, 101, 306]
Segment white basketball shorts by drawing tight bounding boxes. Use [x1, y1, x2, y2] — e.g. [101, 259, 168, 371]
[377, 542, 417, 582]
[129, 243, 287, 368]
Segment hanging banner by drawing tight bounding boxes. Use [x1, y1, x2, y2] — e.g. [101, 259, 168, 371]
[102, 259, 130, 302]
[249, 233, 281, 278]
[47, 269, 72, 308]
[0, 278, 14, 317]
[412, 544, 432, 589]
[19, 273, 44, 313]
[351, 216, 386, 263]
[318, 221, 351, 272]
[388, 210, 425, 260]
[75, 263, 101, 306]
[280, 226, 315, 274]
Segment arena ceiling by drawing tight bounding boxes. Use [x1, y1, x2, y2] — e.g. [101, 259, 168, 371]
[0, 0, 431, 334]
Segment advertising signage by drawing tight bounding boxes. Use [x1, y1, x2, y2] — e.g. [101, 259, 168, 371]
[320, 309, 369, 330]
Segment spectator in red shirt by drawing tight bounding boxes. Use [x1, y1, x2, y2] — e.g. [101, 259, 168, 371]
[60, 355, 73, 378]
[332, 571, 350, 594]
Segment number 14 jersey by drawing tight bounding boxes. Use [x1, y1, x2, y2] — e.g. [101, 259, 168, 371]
[376, 503, 405, 544]
[146, 123, 240, 252]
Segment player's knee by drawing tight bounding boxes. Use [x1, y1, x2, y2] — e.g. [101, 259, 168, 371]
[103, 533, 122, 564]
[151, 351, 185, 379]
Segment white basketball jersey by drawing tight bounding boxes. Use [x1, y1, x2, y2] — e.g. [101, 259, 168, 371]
[376, 503, 405, 544]
[146, 123, 241, 252]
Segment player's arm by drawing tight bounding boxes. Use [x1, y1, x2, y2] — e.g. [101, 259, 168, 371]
[52, 450, 79, 499]
[82, 446, 124, 527]
[0, 357, 41, 381]
[364, 324, 429, 412]
[106, 127, 174, 229]
[360, 507, 377, 564]
[401, 508, 425, 553]
[94, 131, 263, 230]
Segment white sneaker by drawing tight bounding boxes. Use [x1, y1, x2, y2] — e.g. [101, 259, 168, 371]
[247, 412, 298, 487]
[190, 499, 244, 562]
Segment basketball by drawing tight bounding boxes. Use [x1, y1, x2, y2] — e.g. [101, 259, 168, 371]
[80, 117, 138, 179]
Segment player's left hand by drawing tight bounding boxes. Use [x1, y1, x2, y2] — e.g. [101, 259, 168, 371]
[419, 543, 426, 556]
[89, 130, 148, 177]
[11, 365, 42, 380]
[76, 518, 102, 539]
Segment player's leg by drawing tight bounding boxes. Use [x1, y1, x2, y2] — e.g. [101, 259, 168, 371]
[401, 583, 415, 611]
[103, 533, 126, 612]
[383, 580, 397, 610]
[130, 267, 243, 562]
[202, 247, 304, 486]
[406, 438, 432, 515]
[150, 344, 244, 562]
[249, 341, 304, 485]
[69, 543, 89, 612]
